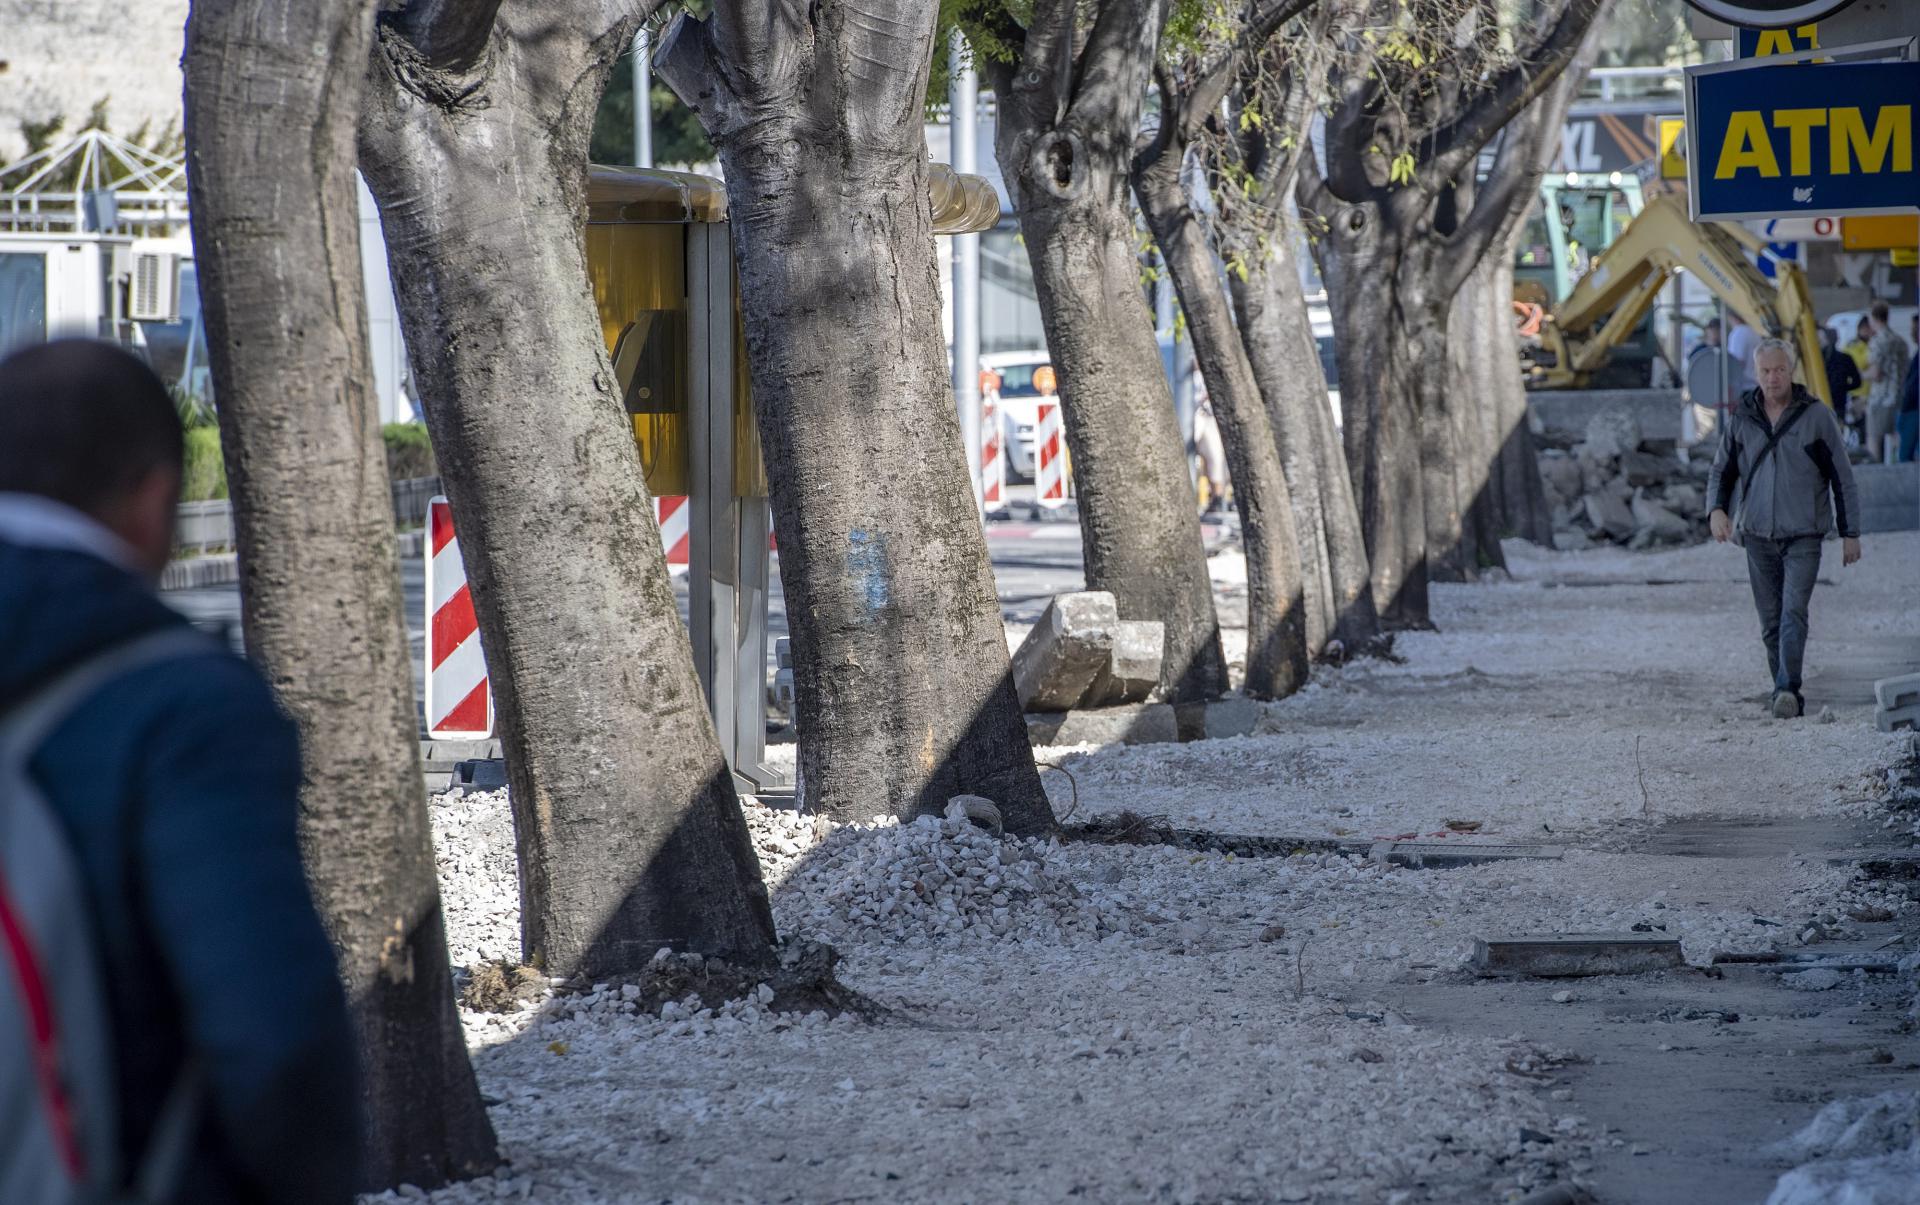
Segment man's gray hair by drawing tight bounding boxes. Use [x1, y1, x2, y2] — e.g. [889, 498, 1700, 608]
[1753, 336, 1797, 366]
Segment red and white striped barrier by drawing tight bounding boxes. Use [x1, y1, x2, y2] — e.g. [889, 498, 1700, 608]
[1034, 398, 1070, 508]
[424, 497, 493, 739]
[979, 389, 1006, 511]
[656, 495, 690, 572]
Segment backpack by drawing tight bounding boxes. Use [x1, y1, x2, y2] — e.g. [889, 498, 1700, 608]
[1, 629, 211, 1204]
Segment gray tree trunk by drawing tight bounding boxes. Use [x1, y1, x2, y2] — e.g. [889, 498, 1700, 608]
[182, 0, 496, 1189]
[1233, 247, 1379, 651]
[1314, 217, 1436, 626]
[655, 4, 1053, 832]
[359, 0, 776, 978]
[1135, 153, 1309, 697]
[1486, 250, 1557, 544]
[981, 3, 1230, 703]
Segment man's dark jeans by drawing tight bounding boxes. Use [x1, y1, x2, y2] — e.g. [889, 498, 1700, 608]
[1744, 534, 1823, 695]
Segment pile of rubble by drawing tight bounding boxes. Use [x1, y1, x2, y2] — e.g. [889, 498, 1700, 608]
[1537, 407, 1710, 551]
[774, 813, 1135, 946]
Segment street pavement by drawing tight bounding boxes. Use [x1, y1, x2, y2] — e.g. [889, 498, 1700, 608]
[161, 496, 1231, 736]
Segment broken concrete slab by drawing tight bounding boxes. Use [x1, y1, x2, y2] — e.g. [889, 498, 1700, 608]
[1027, 702, 1180, 748]
[1371, 842, 1565, 869]
[1873, 673, 1920, 712]
[1086, 619, 1165, 707]
[1011, 591, 1119, 712]
[1875, 704, 1920, 733]
[1473, 933, 1685, 978]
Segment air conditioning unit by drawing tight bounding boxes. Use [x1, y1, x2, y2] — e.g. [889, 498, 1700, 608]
[130, 251, 180, 322]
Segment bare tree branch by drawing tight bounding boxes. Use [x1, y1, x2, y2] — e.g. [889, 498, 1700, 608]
[1421, 0, 1603, 187]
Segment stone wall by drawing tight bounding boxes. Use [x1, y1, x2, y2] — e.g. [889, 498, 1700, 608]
[0, 1, 189, 160]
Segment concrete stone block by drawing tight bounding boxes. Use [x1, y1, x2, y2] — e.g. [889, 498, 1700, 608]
[1010, 591, 1119, 712]
[1874, 673, 1920, 712]
[1473, 933, 1685, 978]
[1529, 389, 1683, 446]
[1854, 463, 1918, 534]
[1028, 703, 1179, 748]
[1087, 619, 1165, 707]
[1584, 488, 1635, 541]
[1876, 704, 1920, 733]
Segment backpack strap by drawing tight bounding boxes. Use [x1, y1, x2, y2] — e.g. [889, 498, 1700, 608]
[0, 629, 217, 768]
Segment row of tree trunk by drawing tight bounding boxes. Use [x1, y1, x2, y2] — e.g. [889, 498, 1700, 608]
[182, 0, 1602, 1194]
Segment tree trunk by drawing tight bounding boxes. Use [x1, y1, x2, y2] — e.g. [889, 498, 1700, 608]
[1316, 218, 1435, 627]
[986, 8, 1229, 704]
[1234, 247, 1379, 652]
[1486, 250, 1556, 544]
[359, 4, 777, 979]
[1135, 159, 1309, 697]
[655, 6, 1053, 832]
[182, 0, 497, 1190]
[1439, 258, 1510, 578]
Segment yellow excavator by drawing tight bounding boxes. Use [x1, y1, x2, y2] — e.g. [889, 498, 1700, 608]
[1527, 193, 1832, 408]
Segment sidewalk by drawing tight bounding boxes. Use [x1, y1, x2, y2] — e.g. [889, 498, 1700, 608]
[382, 533, 1919, 1205]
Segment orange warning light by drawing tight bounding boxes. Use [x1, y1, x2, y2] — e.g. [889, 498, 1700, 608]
[1033, 364, 1057, 396]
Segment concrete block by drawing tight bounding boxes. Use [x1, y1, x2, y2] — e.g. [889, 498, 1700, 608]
[1873, 673, 1920, 712]
[1371, 842, 1564, 868]
[1473, 933, 1685, 978]
[1028, 703, 1179, 748]
[1530, 389, 1683, 446]
[1087, 619, 1165, 707]
[1010, 591, 1119, 712]
[1876, 704, 1920, 734]
[1854, 463, 1918, 534]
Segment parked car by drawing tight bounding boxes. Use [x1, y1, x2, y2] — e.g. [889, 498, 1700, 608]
[980, 349, 1053, 481]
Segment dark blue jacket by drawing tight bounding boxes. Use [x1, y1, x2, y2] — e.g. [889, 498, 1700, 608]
[0, 539, 357, 1204]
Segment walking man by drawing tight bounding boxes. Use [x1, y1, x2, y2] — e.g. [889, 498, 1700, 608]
[1862, 302, 1910, 462]
[1708, 338, 1863, 720]
[0, 340, 357, 1202]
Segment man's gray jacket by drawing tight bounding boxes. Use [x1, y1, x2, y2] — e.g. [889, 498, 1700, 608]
[1706, 385, 1861, 540]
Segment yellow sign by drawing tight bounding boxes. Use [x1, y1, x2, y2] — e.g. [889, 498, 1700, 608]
[1713, 106, 1913, 180]
[1743, 24, 1819, 59]
[1842, 215, 1920, 251]
[1894, 249, 1920, 267]
[1659, 118, 1688, 180]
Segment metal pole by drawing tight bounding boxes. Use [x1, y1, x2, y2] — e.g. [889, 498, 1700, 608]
[632, 31, 653, 168]
[949, 32, 983, 515]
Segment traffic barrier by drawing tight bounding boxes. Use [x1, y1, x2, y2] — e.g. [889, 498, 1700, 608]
[980, 389, 1006, 510]
[657, 494, 690, 570]
[1034, 398, 1070, 507]
[424, 497, 493, 739]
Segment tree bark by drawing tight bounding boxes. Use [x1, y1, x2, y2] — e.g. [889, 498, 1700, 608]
[359, 1, 777, 978]
[1232, 247, 1379, 651]
[655, 4, 1054, 831]
[1135, 147, 1309, 698]
[981, 2, 1230, 703]
[1313, 214, 1436, 626]
[1486, 247, 1557, 544]
[182, 0, 497, 1190]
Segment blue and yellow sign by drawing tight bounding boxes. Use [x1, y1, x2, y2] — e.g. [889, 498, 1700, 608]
[1736, 24, 1819, 59]
[1686, 58, 1920, 221]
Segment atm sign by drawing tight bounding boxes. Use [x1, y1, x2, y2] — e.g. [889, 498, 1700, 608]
[1688, 59, 1920, 221]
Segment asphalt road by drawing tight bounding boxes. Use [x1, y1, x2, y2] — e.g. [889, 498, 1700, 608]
[160, 509, 1098, 719]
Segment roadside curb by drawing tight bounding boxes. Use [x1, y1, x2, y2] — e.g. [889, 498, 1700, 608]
[1028, 695, 1284, 748]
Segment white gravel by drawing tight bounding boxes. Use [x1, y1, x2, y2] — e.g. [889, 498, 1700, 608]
[364, 533, 1917, 1204]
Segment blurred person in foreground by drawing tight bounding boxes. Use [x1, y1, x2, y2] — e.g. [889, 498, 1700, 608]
[1707, 338, 1862, 721]
[0, 339, 356, 1203]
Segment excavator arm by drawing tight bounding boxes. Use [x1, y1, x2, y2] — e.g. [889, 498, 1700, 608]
[1534, 194, 1832, 407]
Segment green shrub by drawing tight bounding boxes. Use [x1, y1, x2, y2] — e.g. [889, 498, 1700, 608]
[181, 426, 228, 502]
[383, 422, 437, 480]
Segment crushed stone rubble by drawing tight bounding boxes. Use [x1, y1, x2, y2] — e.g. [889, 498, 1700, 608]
[375, 536, 1919, 1204]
